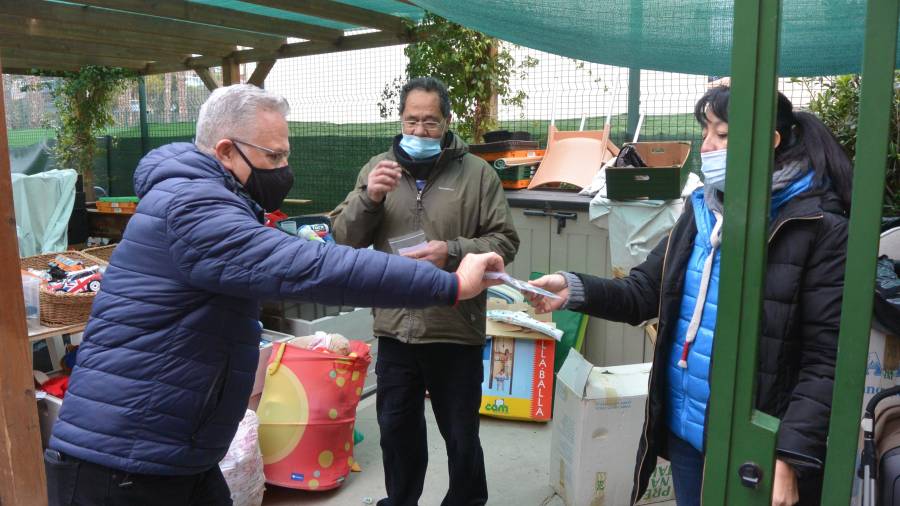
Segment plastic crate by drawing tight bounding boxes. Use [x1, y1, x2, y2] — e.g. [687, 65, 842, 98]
[275, 215, 332, 236]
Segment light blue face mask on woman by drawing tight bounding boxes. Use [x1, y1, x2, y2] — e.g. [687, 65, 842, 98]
[400, 134, 442, 159]
[700, 148, 727, 192]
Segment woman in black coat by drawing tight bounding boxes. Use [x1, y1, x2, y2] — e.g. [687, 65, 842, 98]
[529, 86, 852, 506]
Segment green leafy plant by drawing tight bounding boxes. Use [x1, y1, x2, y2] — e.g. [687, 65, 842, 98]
[39, 66, 136, 201]
[379, 13, 538, 143]
[799, 73, 900, 216]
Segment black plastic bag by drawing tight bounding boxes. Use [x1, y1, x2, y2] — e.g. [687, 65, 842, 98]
[613, 144, 647, 168]
[874, 255, 900, 335]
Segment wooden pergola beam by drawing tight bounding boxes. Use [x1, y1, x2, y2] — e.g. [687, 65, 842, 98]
[0, 14, 234, 57]
[1, 59, 83, 73]
[1, 48, 160, 71]
[0, 0, 287, 51]
[0, 33, 191, 63]
[0, 53, 47, 506]
[80, 0, 344, 42]
[248, 60, 276, 87]
[194, 68, 220, 91]
[149, 29, 413, 74]
[1, 67, 72, 77]
[222, 56, 241, 86]
[245, 0, 408, 34]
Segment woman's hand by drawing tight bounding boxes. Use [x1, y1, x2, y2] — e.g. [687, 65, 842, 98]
[771, 459, 799, 506]
[526, 274, 569, 313]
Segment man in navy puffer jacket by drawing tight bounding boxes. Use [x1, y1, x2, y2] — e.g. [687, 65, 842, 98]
[44, 84, 503, 506]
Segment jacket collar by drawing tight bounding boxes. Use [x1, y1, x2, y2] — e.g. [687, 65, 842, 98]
[769, 189, 844, 233]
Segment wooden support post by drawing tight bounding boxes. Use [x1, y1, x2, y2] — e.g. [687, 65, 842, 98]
[222, 56, 240, 86]
[194, 67, 219, 91]
[247, 60, 276, 88]
[0, 54, 48, 506]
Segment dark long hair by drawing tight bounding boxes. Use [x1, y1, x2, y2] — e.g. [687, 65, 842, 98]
[694, 86, 853, 211]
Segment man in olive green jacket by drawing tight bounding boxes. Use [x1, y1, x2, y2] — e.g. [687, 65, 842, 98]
[331, 77, 518, 506]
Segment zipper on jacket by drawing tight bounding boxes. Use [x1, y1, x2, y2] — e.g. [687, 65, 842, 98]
[192, 359, 230, 443]
[632, 233, 673, 505]
[768, 214, 823, 244]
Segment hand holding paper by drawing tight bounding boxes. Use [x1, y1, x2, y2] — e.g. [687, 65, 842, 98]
[456, 253, 505, 300]
[525, 274, 570, 313]
[483, 272, 563, 301]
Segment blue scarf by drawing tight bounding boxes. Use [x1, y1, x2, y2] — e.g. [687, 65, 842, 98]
[770, 171, 816, 221]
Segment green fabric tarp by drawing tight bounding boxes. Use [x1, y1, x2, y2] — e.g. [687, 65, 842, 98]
[412, 0, 900, 77]
[12, 169, 77, 257]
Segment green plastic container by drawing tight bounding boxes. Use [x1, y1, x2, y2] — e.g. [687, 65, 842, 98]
[606, 141, 691, 201]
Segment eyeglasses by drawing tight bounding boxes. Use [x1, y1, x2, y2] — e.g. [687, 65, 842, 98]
[230, 139, 290, 166]
[401, 119, 445, 134]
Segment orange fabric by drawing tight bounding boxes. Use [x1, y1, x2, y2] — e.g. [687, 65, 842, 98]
[258, 340, 371, 491]
[41, 376, 69, 398]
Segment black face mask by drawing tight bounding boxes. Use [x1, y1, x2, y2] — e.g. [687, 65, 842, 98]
[232, 143, 294, 212]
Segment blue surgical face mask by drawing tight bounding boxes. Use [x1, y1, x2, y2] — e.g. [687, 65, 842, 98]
[400, 134, 442, 160]
[701, 148, 728, 192]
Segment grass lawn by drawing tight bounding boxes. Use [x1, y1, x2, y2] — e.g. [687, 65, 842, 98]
[8, 113, 701, 148]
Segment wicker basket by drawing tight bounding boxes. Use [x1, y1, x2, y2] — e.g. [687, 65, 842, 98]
[20, 251, 108, 327]
[82, 243, 117, 263]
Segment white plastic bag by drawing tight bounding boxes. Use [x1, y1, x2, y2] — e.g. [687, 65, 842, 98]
[220, 410, 266, 506]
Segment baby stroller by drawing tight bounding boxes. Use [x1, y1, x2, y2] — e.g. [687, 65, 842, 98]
[858, 384, 900, 506]
[859, 245, 900, 506]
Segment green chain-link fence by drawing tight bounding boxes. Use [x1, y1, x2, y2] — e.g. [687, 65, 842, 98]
[4, 42, 821, 215]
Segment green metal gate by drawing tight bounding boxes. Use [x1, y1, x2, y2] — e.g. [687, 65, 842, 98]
[704, 0, 900, 504]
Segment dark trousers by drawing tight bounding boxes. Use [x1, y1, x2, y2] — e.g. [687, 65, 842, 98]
[668, 431, 703, 506]
[44, 449, 232, 506]
[665, 431, 823, 506]
[375, 337, 488, 506]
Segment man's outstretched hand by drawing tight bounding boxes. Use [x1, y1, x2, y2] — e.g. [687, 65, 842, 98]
[455, 253, 505, 300]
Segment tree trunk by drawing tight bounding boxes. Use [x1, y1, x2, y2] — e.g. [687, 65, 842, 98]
[163, 73, 173, 123]
[177, 72, 187, 122]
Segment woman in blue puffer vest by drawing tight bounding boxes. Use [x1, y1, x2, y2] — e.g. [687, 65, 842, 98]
[528, 86, 852, 506]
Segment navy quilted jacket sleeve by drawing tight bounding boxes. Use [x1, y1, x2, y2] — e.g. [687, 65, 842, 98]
[165, 178, 458, 308]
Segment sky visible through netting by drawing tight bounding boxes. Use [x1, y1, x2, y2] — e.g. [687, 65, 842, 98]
[4, 42, 822, 214]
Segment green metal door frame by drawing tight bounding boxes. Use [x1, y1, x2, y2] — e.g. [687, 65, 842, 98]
[703, 0, 782, 502]
[821, 0, 899, 502]
[703, 0, 900, 504]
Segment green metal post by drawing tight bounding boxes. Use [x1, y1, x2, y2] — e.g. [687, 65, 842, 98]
[821, 0, 900, 503]
[627, 67, 641, 140]
[703, 0, 781, 504]
[105, 134, 112, 195]
[138, 76, 149, 157]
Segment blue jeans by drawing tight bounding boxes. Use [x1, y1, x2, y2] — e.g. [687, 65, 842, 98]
[668, 431, 704, 506]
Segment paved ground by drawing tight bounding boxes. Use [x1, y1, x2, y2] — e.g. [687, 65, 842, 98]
[262, 394, 565, 506]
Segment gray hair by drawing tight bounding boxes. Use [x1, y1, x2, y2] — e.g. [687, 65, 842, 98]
[195, 84, 290, 154]
[400, 77, 451, 119]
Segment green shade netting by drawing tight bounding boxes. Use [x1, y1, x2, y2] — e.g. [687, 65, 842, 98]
[189, 0, 424, 31]
[413, 0, 900, 77]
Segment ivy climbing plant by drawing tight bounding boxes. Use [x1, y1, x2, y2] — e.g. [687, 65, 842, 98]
[379, 13, 538, 143]
[797, 74, 900, 216]
[41, 66, 135, 201]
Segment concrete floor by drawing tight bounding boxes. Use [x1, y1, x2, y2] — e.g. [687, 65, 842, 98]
[262, 394, 565, 506]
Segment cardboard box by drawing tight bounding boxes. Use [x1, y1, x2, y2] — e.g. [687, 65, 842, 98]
[550, 349, 675, 506]
[480, 300, 556, 422]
